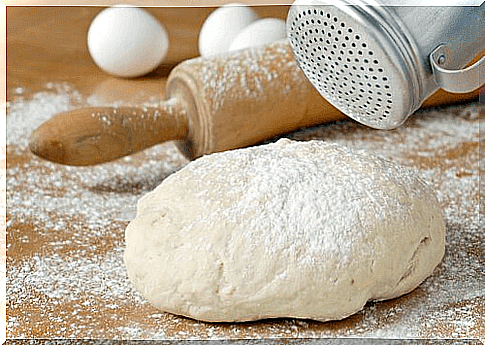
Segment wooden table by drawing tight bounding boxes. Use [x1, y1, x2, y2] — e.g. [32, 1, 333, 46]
[6, 6, 292, 101]
[6, 5, 484, 343]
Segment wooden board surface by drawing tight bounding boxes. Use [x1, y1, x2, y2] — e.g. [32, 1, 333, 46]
[6, 6, 291, 102]
[5, 4, 484, 342]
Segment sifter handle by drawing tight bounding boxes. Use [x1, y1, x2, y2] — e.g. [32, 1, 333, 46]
[430, 44, 485, 94]
[29, 100, 189, 166]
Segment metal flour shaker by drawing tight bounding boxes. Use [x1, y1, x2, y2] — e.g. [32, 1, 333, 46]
[286, 0, 484, 129]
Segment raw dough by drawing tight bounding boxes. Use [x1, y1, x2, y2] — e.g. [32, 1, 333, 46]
[124, 139, 445, 322]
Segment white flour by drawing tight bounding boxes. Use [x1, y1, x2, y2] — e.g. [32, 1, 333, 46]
[5, 81, 484, 339]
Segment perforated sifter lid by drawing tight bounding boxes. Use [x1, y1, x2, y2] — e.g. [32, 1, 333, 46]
[287, 0, 422, 129]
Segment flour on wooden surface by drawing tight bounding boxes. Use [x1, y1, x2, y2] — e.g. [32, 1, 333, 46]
[6, 82, 482, 338]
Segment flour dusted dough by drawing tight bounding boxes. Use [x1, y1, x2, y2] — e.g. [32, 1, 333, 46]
[124, 139, 445, 322]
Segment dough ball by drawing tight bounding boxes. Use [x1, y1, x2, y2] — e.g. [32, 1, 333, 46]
[124, 139, 445, 322]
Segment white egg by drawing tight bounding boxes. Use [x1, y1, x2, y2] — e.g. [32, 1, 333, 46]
[198, 3, 258, 57]
[228, 18, 287, 52]
[87, 6, 169, 78]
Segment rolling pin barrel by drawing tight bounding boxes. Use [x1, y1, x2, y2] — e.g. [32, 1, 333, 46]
[166, 40, 343, 159]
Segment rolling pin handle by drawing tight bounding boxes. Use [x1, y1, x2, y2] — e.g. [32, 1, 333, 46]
[29, 99, 189, 166]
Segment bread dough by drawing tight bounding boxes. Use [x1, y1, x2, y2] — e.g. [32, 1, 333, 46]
[124, 139, 445, 322]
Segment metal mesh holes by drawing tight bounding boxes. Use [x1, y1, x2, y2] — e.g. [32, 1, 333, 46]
[288, 7, 395, 128]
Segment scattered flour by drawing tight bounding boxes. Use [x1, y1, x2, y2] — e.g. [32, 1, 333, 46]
[5, 81, 483, 339]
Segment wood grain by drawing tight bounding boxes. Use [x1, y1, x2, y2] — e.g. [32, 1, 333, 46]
[6, 6, 290, 101]
[29, 104, 189, 165]
[5, 4, 483, 340]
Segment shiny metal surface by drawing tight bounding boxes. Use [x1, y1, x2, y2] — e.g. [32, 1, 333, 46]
[287, 0, 484, 129]
[430, 44, 485, 93]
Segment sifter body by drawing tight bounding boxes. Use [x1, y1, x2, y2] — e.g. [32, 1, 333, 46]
[287, 1, 484, 129]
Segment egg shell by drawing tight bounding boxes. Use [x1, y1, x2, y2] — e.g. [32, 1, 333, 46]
[198, 3, 259, 57]
[87, 6, 169, 78]
[228, 18, 287, 52]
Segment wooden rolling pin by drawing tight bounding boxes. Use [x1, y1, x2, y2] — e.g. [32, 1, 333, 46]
[29, 40, 480, 166]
